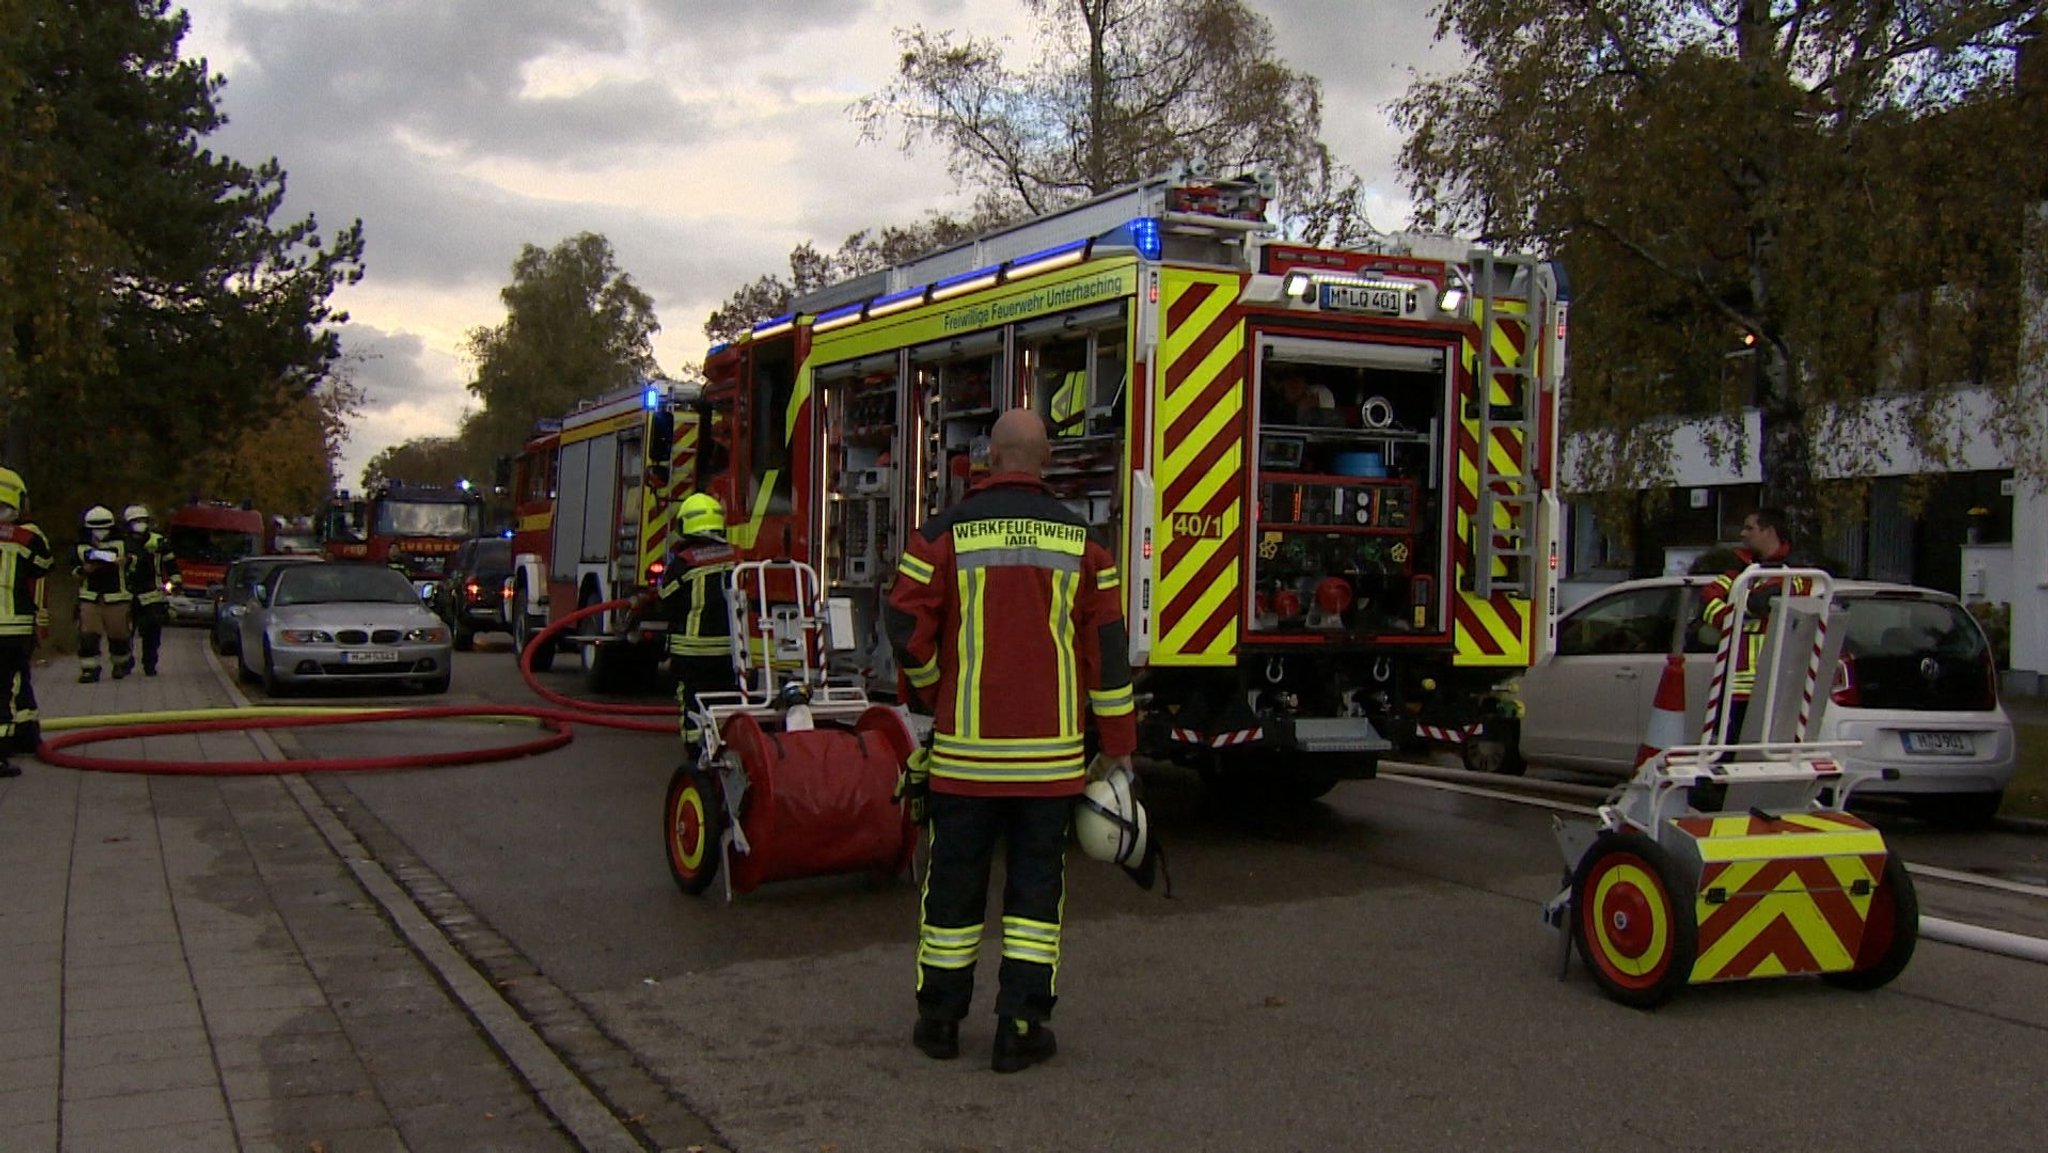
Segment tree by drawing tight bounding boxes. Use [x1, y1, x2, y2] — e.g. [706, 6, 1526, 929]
[704, 211, 1000, 344]
[462, 232, 659, 467]
[184, 372, 364, 516]
[1394, 1, 2042, 542]
[1, 0, 365, 525]
[360, 436, 469, 492]
[853, 0, 1352, 226]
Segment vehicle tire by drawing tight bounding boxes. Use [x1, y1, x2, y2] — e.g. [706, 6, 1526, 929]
[514, 584, 555, 673]
[1461, 719, 1526, 776]
[237, 647, 258, 685]
[1917, 790, 2003, 829]
[423, 668, 453, 695]
[1822, 852, 1918, 992]
[209, 626, 226, 656]
[261, 640, 291, 699]
[1571, 830, 1696, 1009]
[664, 764, 724, 896]
[452, 623, 475, 652]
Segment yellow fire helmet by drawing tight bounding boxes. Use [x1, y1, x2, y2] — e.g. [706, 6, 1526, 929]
[0, 466, 24, 513]
[675, 492, 725, 538]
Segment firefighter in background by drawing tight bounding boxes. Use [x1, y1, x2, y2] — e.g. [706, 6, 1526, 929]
[1701, 506, 1809, 743]
[73, 505, 136, 683]
[640, 493, 740, 749]
[886, 408, 1136, 1074]
[122, 504, 178, 677]
[0, 467, 54, 777]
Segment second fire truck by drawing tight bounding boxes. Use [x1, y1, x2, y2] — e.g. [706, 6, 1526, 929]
[506, 381, 701, 687]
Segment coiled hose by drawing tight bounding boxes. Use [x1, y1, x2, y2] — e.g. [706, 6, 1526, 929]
[38, 598, 677, 774]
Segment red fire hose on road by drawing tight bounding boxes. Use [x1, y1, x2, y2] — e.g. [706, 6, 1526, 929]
[38, 598, 677, 774]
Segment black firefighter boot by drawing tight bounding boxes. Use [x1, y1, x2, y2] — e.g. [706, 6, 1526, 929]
[991, 1017, 1056, 1073]
[912, 1017, 959, 1061]
[0, 758, 19, 779]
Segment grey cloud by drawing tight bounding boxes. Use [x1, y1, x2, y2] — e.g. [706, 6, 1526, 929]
[211, 0, 704, 165]
[638, 0, 878, 61]
[337, 324, 465, 411]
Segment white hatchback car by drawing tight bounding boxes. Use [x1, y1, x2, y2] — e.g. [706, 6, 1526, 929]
[1472, 575, 2015, 824]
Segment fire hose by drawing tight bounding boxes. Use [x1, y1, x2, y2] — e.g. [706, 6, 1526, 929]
[37, 598, 676, 774]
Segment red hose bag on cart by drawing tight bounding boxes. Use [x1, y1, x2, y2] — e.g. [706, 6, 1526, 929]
[720, 706, 917, 895]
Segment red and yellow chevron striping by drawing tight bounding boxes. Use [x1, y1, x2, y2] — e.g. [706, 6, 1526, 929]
[1449, 310, 1533, 666]
[1152, 269, 1245, 667]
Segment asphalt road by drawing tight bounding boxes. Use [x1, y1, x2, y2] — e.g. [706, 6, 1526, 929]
[230, 633, 2048, 1153]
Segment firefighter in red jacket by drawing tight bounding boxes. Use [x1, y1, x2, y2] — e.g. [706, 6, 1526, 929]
[0, 467, 54, 777]
[886, 408, 1136, 1074]
[1701, 506, 1808, 741]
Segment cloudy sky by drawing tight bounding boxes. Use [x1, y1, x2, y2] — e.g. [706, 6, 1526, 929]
[175, 0, 1453, 486]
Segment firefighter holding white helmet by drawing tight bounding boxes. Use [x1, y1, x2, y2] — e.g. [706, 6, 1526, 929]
[0, 466, 54, 777]
[886, 408, 1138, 1073]
[643, 491, 740, 748]
[73, 505, 135, 683]
[122, 504, 179, 676]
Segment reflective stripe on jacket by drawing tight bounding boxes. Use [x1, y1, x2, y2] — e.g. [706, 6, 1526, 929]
[1701, 549, 1810, 698]
[660, 540, 736, 659]
[0, 523, 55, 636]
[886, 473, 1136, 797]
[127, 532, 178, 605]
[73, 540, 133, 603]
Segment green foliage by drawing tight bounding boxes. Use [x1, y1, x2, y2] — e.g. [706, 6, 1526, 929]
[1967, 600, 2012, 669]
[1394, 1, 2043, 541]
[461, 232, 659, 469]
[361, 436, 470, 492]
[0, 0, 363, 527]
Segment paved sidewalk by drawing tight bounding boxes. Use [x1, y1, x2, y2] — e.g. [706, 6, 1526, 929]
[0, 631, 580, 1152]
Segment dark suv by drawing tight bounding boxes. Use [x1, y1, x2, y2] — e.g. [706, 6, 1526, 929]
[432, 537, 513, 651]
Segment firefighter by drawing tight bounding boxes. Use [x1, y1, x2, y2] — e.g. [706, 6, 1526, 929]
[0, 467, 54, 777]
[644, 492, 739, 750]
[886, 408, 1137, 1073]
[122, 504, 178, 676]
[1701, 507, 1808, 743]
[73, 505, 135, 683]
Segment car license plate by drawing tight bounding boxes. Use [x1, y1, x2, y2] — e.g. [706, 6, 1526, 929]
[344, 649, 401, 665]
[1904, 731, 1972, 755]
[1320, 283, 1404, 316]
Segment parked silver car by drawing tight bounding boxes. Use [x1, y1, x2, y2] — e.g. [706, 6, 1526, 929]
[1469, 575, 2014, 824]
[238, 563, 452, 695]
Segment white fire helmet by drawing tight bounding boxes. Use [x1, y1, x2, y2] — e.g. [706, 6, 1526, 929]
[1076, 768, 1149, 865]
[122, 504, 151, 529]
[84, 505, 116, 539]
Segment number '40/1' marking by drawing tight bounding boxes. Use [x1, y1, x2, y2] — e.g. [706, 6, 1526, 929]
[1170, 512, 1223, 540]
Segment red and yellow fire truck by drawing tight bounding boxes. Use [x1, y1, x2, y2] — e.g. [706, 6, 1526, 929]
[694, 165, 1567, 797]
[321, 481, 486, 586]
[506, 381, 701, 685]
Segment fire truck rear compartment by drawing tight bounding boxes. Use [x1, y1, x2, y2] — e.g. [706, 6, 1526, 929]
[1249, 337, 1449, 639]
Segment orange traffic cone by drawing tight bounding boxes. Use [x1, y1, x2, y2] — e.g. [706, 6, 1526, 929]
[1636, 654, 1688, 769]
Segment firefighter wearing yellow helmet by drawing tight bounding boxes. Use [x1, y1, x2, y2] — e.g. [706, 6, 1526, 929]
[0, 467, 54, 777]
[653, 493, 739, 748]
[73, 505, 136, 683]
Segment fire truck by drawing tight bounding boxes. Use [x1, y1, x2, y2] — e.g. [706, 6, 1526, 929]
[321, 481, 486, 587]
[506, 381, 701, 686]
[696, 165, 1568, 799]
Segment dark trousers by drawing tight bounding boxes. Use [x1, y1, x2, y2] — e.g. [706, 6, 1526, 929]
[134, 602, 166, 672]
[0, 635, 37, 755]
[917, 792, 1070, 1024]
[670, 654, 737, 746]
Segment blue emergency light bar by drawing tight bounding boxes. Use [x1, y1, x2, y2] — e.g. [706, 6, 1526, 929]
[643, 385, 660, 410]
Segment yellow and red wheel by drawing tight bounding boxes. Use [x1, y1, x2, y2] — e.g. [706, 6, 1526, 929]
[1572, 831, 1697, 1008]
[664, 764, 724, 896]
[1823, 852, 1919, 991]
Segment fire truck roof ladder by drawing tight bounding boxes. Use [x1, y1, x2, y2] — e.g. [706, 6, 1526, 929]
[796, 164, 1275, 315]
[1473, 250, 1541, 601]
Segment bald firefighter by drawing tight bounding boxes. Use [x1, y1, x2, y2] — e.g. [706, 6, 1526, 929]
[887, 408, 1136, 1073]
[0, 467, 54, 777]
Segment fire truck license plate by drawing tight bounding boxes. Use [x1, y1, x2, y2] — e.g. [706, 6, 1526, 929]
[344, 649, 401, 664]
[1903, 731, 1972, 755]
[1320, 283, 1403, 316]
